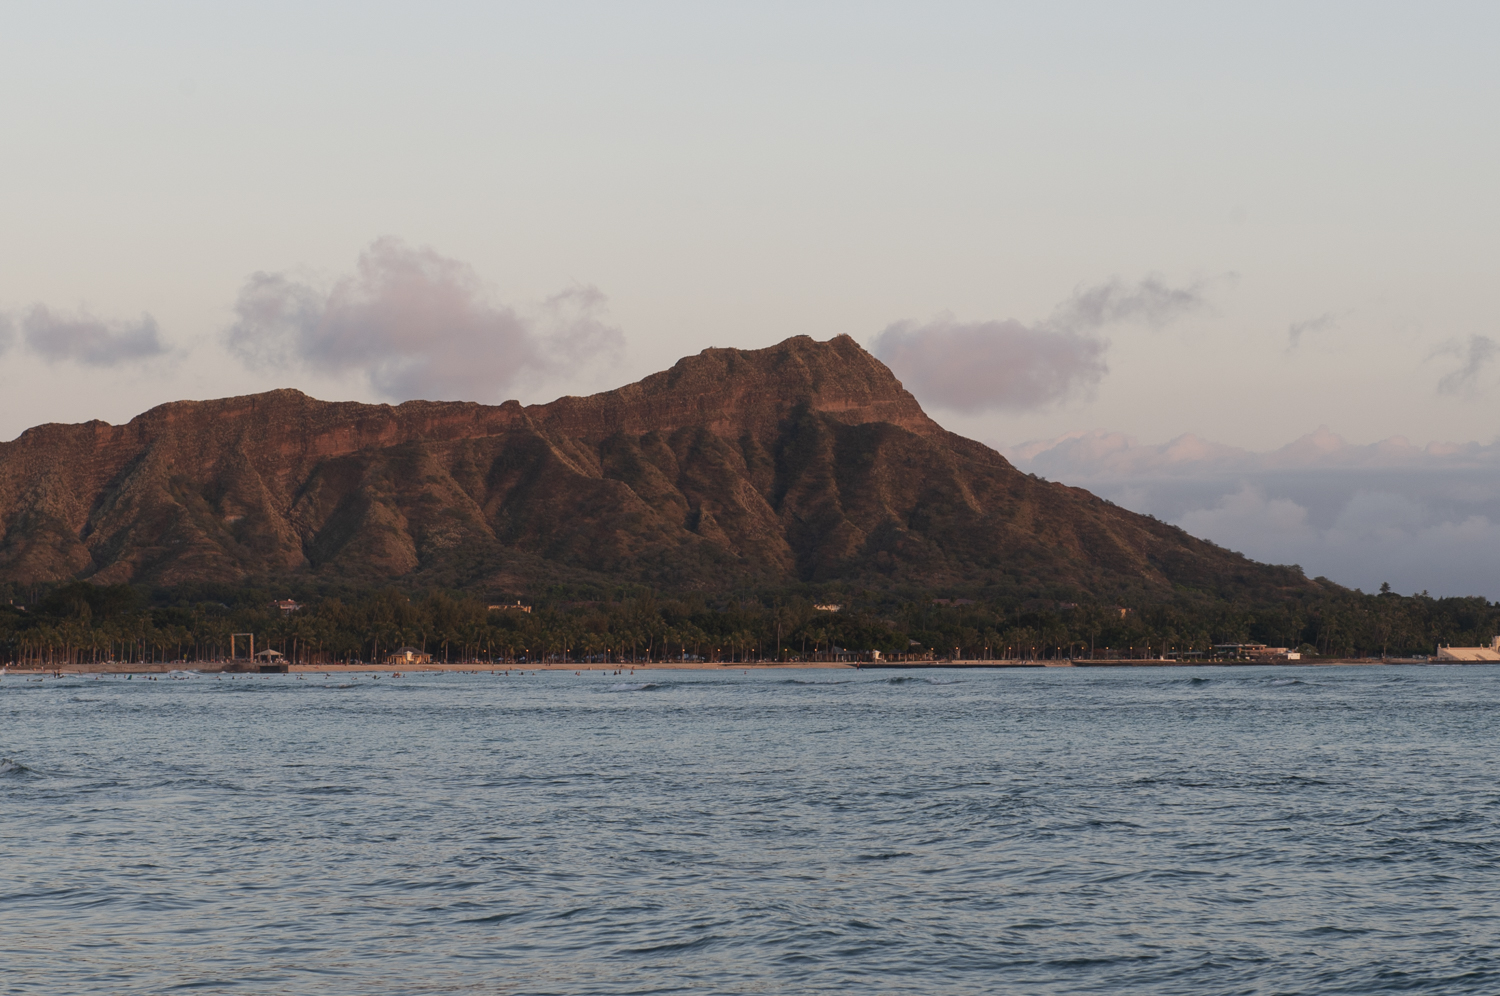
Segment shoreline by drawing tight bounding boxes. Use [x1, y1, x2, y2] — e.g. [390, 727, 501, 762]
[0, 657, 1463, 676]
[0, 660, 860, 675]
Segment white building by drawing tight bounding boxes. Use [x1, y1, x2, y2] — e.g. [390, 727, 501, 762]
[1435, 637, 1500, 662]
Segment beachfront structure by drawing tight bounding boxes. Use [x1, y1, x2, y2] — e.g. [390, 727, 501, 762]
[1212, 644, 1301, 661]
[1435, 637, 1500, 662]
[385, 646, 432, 665]
[251, 648, 288, 673]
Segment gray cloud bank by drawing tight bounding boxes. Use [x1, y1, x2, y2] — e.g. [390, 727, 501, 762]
[0, 305, 168, 366]
[871, 278, 1204, 414]
[1008, 428, 1500, 600]
[227, 238, 624, 403]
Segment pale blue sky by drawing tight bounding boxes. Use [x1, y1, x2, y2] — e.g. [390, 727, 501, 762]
[2, 2, 1498, 458]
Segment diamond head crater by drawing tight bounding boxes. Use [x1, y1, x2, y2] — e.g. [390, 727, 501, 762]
[0, 336, 1488, 668]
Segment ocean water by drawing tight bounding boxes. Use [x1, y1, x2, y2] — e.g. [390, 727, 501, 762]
[3, 665, 1500, 995]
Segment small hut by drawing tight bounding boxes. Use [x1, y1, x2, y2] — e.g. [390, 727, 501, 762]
[253, 648, 288, 673]
[384, 646, 432, 666]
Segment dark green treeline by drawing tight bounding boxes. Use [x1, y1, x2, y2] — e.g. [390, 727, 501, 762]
[0, 579, 1495, 666]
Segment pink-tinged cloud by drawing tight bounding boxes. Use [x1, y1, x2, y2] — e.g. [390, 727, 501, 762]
[872, 277, 1206, 414]
[21, 305, 167, 366]
[872, 317, 1108, 414]
[226, 237, 624, 402]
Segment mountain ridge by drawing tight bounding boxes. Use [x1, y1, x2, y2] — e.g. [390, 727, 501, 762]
[0, 334, 1314, 600]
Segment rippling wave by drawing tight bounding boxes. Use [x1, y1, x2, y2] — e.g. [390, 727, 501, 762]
[4, 665, 1500, 993]
[0, 756, 36, 777]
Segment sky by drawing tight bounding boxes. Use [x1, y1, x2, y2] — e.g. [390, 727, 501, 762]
[2, 2, 1499, 596]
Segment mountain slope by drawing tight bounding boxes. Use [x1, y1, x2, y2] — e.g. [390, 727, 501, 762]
[0, 335, 1312, 599]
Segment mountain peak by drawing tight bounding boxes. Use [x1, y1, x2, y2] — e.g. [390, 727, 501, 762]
[535, 334, 937, 440]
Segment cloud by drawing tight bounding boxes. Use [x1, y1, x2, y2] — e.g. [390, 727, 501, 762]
[1007, 427, 1500, 598]
[870, 277, 1204, 414]
[1176, 485, 1500, 601]
[1007, 425, 1490, 480]
[871, 317, 1108, 414]
[1434, 335, 1498, 396]
[1176, 486, 1318, 561]
[17, 305, 167, 366]
[1045, 276, 1207, 334]
[1287, 311, 1336, 349]
[226, 237, 625, 402]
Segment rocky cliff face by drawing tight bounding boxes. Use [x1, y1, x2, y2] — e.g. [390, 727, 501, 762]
[0, 334, 1307, 597]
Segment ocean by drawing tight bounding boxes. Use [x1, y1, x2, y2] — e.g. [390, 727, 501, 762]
[3, 665, 1498, 994]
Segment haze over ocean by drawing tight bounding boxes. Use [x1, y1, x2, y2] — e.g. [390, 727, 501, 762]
[5, 667, 1499, 994]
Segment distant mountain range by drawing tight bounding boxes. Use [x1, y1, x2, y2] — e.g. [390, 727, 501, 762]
[0, 335, 1314, 600]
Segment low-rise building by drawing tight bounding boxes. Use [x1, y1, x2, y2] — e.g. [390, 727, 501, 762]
[1435, 637, 1500, 662]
